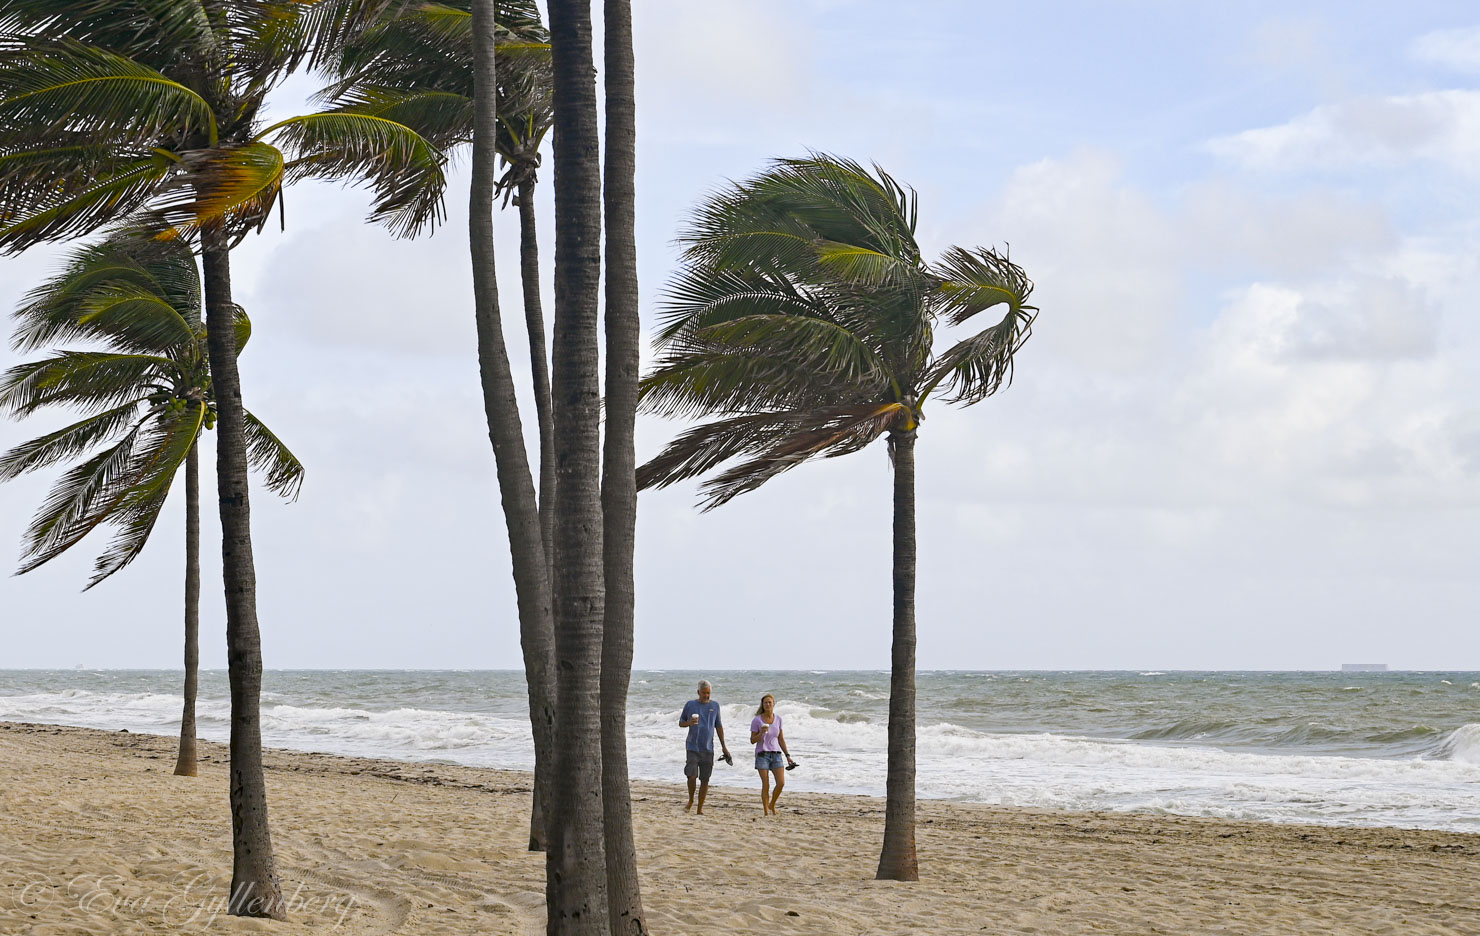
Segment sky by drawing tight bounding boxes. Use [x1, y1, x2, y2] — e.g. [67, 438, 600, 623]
[3, 1, 1480, 670]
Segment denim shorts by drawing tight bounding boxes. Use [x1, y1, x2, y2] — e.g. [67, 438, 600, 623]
[754, 751, 785, 771]
[685, 749, 714, 781]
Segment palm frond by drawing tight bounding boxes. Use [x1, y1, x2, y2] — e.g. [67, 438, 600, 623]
[0, 1, 218, 65]
[0, 351, 176, 417]
[920, 306, 1037, 405]
[812, 241, 924, 290]
[0, 153, 175, 253]
[73, 286, 197, 350]
[82, 402, 203, 587]
[266, 111, 447, 237]
[640, 350, 861, 421]
[297, 0, 407, 71]
[328, 86, 474, 148]
[680, 314, 890, 388]
[0, 38, 216, 146]
[0, 141, 143, 209]
[0, 399, 145, 480]
[636, 411, 815, 491]
[243, 410, 304, 500]
[680, 200, 819, 278]
[931, 245, 1035, 326]
[230, 0, 335, 82]
[11, 233, 200, 352]
[656, 266, 834, 347]
[123, 230, 202, 324]
[739, 154, 920, 263]
[143, 141, 285, 241]
[231, 302, 252, 355]
[323, 2, 472, 96]
[396, 2, 474, 44]
[695, 402, 908, 510]
[15, 416, 147, 574]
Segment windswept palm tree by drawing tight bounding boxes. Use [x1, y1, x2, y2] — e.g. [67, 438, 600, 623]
[319, 0, 562, 852]
[0, 0, 447, 916]
[637, 154, 1039, 882]
[0, 234, 303, 779]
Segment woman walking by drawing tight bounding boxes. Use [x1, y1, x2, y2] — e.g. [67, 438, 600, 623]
[749, 694, 796, 815]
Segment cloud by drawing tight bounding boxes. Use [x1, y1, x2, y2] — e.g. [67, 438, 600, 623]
[1411, 26, 1480, 74]
[635, 1, 817, 145]
[1245, 15, 1353, 97]
[977, 149, 1181, 371]
[1206, 90, 1480, 172]
[1281, 276, 1439, 362]
[1180, 183, 1393, 275]
[1450, 409, 1480, 472]
[1173, 277, 1468, 508]
[240, 184, 480, 357]
[969, 151, 1401, 373]
[938, 138, 1477, 528]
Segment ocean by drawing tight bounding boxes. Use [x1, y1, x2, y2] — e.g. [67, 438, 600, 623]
[3, 669, 1479, 832]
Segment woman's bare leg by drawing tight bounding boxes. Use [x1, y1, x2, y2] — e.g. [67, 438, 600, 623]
[758, 770, 771, 814]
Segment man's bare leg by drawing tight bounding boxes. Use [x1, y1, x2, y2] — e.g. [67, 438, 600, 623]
[697, 780, 709, 815]
[686, 774, 696, 811]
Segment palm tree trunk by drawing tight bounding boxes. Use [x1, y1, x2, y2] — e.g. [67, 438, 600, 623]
[517, 177, 557, 853]
[518, 176, 556, 581]
[547, 0, 609, 932]
[876, 428, 919, 881]
[470, 0, 558, 860]
[172, 440, 200, 778]
[600, 0, 645, 932]
[199, 228, 285, 918]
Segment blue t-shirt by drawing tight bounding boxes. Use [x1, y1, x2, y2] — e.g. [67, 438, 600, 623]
[681, 699, 722, 752]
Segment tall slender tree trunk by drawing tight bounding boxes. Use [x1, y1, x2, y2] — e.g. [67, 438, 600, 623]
[199, 228, 285, 919]
[518, 174, 558, 854]
[547, 0, 609, 932]
[173, 441, 201, 778]
[876, 428, 919, 882]
[469, 0, 558, 861]
[599, 0, 645, 932]
[518, 176, 557, 581]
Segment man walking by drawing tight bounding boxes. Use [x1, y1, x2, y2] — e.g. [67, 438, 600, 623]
[679, 679, 729, 814]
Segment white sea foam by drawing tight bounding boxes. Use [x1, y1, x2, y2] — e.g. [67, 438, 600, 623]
[8, 680, 1480, 831]
[1436, 723, 1480, 764]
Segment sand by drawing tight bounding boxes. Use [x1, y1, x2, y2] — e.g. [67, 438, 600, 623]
[1, 722, 1477, 935]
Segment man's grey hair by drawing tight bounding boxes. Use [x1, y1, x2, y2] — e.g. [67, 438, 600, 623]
[697, 680, 712, 692]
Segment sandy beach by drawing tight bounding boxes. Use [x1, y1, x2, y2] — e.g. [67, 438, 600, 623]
[2, 721, 1477, 935]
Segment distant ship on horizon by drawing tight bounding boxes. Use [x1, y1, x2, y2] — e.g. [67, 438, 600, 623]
[1341, 663, 1388, 672]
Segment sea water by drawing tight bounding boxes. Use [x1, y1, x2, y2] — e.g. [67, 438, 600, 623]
[3, 669, 1479, 831]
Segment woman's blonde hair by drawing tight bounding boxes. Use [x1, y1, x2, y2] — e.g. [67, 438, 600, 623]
[754, 693, 775, 716]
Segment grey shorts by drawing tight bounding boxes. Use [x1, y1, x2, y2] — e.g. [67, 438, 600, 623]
[685, 749, 714, 782]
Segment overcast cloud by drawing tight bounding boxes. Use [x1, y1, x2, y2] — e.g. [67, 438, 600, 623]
[3, 1, 1479, 671]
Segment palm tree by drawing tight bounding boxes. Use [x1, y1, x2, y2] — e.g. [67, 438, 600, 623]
[0, 234, 303, 779]
[599, 0, 645, 931]
[546, 0, 609, 931]
[318, 0, 562, 852]
[637, 155, 1038, 881]
[0, 1, 447, 916]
